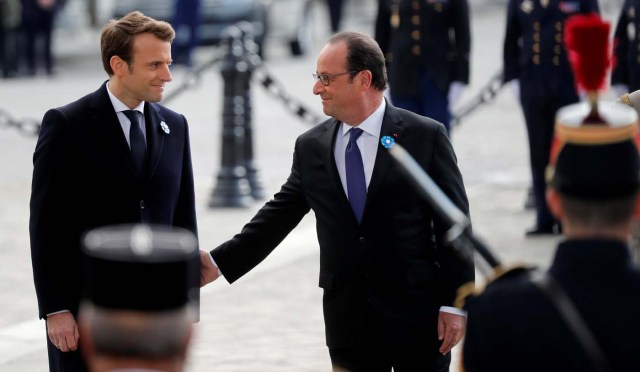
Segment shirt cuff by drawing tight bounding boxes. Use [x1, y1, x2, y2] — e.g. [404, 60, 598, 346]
[208, 252, 223, 277]
[47, 309, 70, 317]
[439, 306, 467, 317]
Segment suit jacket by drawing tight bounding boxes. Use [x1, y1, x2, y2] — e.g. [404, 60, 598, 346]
[211, 101, 473, 348]
[375, 0, 471, 97]
[612, 0, 640, 92]
[29, 81, 198, 319]
[463, 239, 640, 371]
[503, 0, 598, 99]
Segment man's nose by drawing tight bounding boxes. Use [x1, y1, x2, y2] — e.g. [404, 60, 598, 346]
[312, 80, 324, 95]
[161, 64, 172, 82]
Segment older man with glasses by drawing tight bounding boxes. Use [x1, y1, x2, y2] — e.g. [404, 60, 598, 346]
[200, 31, 472, 371]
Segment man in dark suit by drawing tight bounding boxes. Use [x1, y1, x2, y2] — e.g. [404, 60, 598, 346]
[503, 0, 598, 236]
[462, 102, 640, 371]
[29, 11, 198, 372]
[375, 0, 471, 136]
[200, 31, 473, 371]
[612, 0, 640, 96]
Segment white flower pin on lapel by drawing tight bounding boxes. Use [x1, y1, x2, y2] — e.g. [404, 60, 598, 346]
[160, 121, 170, 134]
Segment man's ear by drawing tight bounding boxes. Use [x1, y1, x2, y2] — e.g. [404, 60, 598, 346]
[110, 56, 126, 77]
[546, 188, 563, 220]
[359, 70, 372, 90]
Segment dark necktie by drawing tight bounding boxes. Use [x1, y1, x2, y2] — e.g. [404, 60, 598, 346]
[345, 127, 366, 224]
[122, 110, 147, 180]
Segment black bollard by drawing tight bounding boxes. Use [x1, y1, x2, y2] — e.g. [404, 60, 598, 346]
[209, 26, 253, 208]
[236, 21, 265, 200]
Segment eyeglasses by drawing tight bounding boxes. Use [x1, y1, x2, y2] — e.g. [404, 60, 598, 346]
[312, 71, 359, 86]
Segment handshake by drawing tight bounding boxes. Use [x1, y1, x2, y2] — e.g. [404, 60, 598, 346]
[199, 249, 221, 286]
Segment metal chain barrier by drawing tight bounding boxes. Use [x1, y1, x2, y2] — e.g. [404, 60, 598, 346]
[162, 52, 225, 104]
[253, 64, 325, 125]
[451, 70, 506, 127]
[1, 20, 504, 138]
[0, 108, 41, 136]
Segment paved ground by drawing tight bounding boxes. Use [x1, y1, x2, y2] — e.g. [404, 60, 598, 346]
[0, 0, 627, 370]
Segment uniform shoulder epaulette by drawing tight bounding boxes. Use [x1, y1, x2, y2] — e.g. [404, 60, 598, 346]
[454, 262, 537, 308]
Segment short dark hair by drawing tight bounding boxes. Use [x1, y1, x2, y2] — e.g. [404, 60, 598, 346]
[328, 31, 387, 91]
[560, 192, 638, 229]
[80, 302, 194, 360]
[100, 11, 175, 76]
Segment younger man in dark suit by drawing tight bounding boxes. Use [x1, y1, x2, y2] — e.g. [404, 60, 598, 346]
[29, 11, 198, 372]
[200, 31, 473, 371]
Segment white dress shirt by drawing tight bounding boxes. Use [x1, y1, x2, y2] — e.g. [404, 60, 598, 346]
[106, 82, 147, 147]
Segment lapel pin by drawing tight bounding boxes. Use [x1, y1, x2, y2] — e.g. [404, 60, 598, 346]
[160, 121, 170, 134]
[381, 136, 395, 149]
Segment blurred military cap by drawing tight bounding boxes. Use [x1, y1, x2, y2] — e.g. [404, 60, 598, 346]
[82, 224, 199, 312]
[548, 102, 640, 199]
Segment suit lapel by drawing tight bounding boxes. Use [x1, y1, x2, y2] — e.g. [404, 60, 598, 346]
[321, 118, 348, 200]
[365, 102, 404, 209]
[143, 103, 166, 187]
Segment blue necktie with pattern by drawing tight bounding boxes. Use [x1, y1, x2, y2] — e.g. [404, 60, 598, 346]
[345, 127, 366, 223]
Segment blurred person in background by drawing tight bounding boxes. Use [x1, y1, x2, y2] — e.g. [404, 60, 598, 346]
[327, 0, 346, 33]
[611, 0, 640, 96]
[502, 0, 599, 236]
[0, 0, 21, 78]
[171, 0, 201, 68]
[20, 0, 64, 76]
[375, 0, 471, 137]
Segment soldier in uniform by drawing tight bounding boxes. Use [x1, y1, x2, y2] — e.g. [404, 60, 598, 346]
[78, 224, 199, 372]
[503, 0, 598, 235]
[617, 88, 640, 264]
[375, 0, 471, 136]
[612, 0, 640, 96]
[462, 98, 640, 371]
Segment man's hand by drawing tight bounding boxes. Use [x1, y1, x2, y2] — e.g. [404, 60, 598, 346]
[437, 311, 466, 355]
[47, 312, 79, 352]
[199, 249, 220, 287]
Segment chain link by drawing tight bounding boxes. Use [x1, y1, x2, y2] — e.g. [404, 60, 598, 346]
[0, 109, 41, 136]
[162, 52, 226, 104]
[1, 25, 503, 138]
[451, 70, 505, 127]
[253, 64, 325, 125]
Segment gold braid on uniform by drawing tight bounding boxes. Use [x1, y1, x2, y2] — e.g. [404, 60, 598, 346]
[454, 263, 536, 308]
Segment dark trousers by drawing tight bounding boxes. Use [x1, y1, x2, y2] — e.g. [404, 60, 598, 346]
[45, 323, 88, 372]
[520, 91, 578, 228]
[391, 70, 451, 136]
[326, 0, 345, 32]
[328, 303, 450, 372]
[23, 12, 55, 75]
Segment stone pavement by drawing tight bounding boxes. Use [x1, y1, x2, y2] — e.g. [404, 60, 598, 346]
[0, 0, 627, 370]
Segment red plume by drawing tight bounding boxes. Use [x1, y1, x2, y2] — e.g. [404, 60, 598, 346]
[564, 13, 611, 93]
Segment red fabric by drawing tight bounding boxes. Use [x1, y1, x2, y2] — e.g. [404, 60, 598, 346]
[564, 13, 611, 92]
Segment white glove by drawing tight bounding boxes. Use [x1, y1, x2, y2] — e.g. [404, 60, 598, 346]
[613, 84, 629, 99]
[510, 80, 520, 103]
[448, 81, 465, 111]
